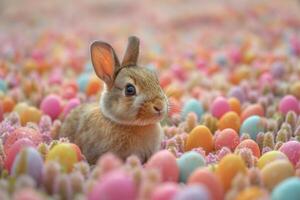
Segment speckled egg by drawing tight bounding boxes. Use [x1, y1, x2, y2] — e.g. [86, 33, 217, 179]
[279, 141, 300, 166]
[177, 151, 206, 183]
[214, 128, 239, 151]
[146, 150, 179, 182]
[241, 104, 264, 122]
[235, 139, 261, 158]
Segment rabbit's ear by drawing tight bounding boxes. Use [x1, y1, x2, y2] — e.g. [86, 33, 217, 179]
[91, 41, 120, 86]
[122, 36, 140, 67]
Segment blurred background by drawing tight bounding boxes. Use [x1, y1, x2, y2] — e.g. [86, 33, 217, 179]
[1, 0, 300, 71]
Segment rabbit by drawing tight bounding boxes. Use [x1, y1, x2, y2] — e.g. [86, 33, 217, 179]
[59, 36, 168, 164]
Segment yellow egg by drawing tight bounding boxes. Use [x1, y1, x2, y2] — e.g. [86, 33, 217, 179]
[261, 159, 294, 191]
[235, 187, 267, 200]
[290, 81, 300, 99]
[185, 125, 213, 153]
[14, 102, 29, 117]
[216, 154, 247, 191]
[218, 111, 241, 132]
[46, 143, 78, 172]
[257, 151, 288, 169]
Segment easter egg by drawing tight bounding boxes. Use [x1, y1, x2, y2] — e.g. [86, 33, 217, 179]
[241, 104, 264, 122]
[151, 183, 179, 200]
[227, 86, 246, 103]
[181, 99, 204, 121]
[0, 79, 7, 93]
[146, 150, 179, 182]
[257, 151, 288, 169]
[279, 95, 299, 115]
[14, 102, 29, 117]
[272, 177, 300, 200]
[271, 62, 285, 78]
[216, 154, 247, 191]
[218, 111, 240, 132]
[279, 141, 300, 166]
[185, 125, 213, 153]
[62, 98, 80, 119]
[20, 106, 42, 125]
[214, 128, 239, 151]
[177, 151, 206, 183]
[88, 170, 137, 200]
[46, 143, 79, 172]
[40, 94, 62, 120]
[86, 76, 102, 96]
[240, 115, 265, 140]
[173, 185, 211, 200]
[4, 138, 34, 173]
[290, 81, 300, 99]
[4, 127, 42, 154]
[236, 187, 267, 200]
[188, 168, 224, 200]
[13, 188, 44, 200]
[261, 159, 294, 190]
[228, 97, 241, 115]
[11, 147, 43, 183]
[77, 73, 90, 92]
[235, 139, 261, 157]
[210, 97, 230, 119]
[2, 96, 15, 113]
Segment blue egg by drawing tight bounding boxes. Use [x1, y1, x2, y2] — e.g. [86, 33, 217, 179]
[177, 151, 206, 183]
[272, 177, 300, 200]
[174, 185, 211, 200]
[240, 115, 264, 140]
[11, 147, 43, 184]
[77, 73, 90, 92]
[181, 99, 204, 122]
[0, 79, 8, 93]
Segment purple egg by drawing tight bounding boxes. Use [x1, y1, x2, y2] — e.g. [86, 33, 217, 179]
[271, 62, 285, 78]
[11, 147, 43, 184]
[227, 87, 246, 103]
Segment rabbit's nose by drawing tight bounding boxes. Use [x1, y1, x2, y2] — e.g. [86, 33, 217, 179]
[152, 101, 164, 114]
[153, 105, 162, 112]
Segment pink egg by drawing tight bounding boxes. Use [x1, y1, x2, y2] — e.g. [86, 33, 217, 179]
[279, 95, 299, 115]
[279, 141, 300, 166]
[211, 97, 230, 118]
[88, 170, 136, 200]
[146, 150, 179, 182]
[151, 183, 180, 200]
[62, 98, 80, 119]
[40, 94, 62, 120]
[214, 128, 239, 151]
[259, 72, 273, 87]
[4, 138, 34, 173]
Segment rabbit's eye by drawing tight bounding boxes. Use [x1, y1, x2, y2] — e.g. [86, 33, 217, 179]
[125, 83, 136, 96]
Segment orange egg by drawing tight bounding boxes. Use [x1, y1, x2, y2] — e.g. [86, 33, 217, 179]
[216, 154, 247, 191]
[2, 96, 15, 113]
[218, 111, 241, 132]
[20, 106, 42, 126]
[185, 125, 213, 154]
[188, 168, 224, 200]
[86, 77, 102, 96]
[235, 139, 261, 158]
[228, 97, 241, 115]
[241, 104, 264, 122]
